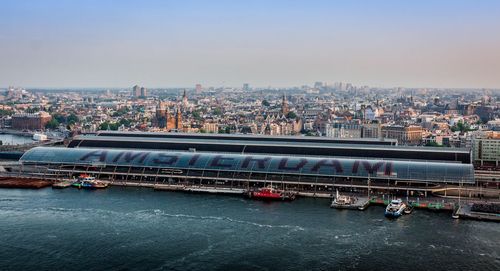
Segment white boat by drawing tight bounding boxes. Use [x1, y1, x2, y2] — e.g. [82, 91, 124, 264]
[385, 199, 407, 218]
[186, 186, 246, 194]
[32, 133, 48, 141]
[331, 190, 357, 208]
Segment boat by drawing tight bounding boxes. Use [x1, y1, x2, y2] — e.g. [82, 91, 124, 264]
[248, 185, 296, 201]
[52, 180, 73, 189]
[404, 205, 414, 214]
[72, 175, 108, 189]
[331, 190, 357, 208]
[385, 199, 407, 218]
[186, 186, 246, 195]
[32, 133, 48, 141]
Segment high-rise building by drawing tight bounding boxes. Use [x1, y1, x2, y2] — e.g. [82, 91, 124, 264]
[243, 83, 250, 91]
[140, 87, 147, 98]
[195, 84, 202, 94]
[132, 85, 141, 97]
[472, 132, 500, 167]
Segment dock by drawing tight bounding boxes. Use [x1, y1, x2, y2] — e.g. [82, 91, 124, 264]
[455, 203, 500, 222]
[0, 177, 52, 189]
[369, 198, 454, 211]
[330, 196, 370, 210]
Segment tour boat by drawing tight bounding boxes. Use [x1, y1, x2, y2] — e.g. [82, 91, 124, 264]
[248, 185, 295, 201]
[331, 190, 357, 208]
[72, 175, 108, 189]
[385, 199, 407, 218]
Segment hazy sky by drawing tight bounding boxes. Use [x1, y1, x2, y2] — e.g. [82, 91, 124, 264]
[1, 0, 499, 89]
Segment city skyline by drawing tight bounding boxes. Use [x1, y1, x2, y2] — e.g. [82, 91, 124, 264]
[1, 0, 500, 89]
[1, 2, 499, 270]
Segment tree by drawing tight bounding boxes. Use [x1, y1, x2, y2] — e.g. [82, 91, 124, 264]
[118, 118, 132, 127]
[45, 119, 60, 130]
[0, 109, 13, 116]
[286, 111, 297, 119]
[213, 107, 223, 116]
[451, 120, 472, 133]
[112, 107, 129, 117]
[425, 141, 443, 147]
[192, 110, 201, 119]
[99, 121, 119, 131]
[305, 131, 316, 136]
[67, 113, 79, 125]
[52, 113, 66, 124]
[261, 100, 270, 107]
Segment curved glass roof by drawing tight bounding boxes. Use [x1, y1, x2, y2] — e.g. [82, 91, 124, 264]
[69, 135, 471, 163]
[20, 147, 474, 183]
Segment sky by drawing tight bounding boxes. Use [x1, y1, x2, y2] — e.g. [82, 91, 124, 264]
[1, 0, 499, 89]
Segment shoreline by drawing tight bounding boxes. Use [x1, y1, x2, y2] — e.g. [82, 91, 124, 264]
[1, 177, 498, 222]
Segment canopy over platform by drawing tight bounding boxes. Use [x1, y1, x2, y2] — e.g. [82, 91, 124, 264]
[20, 147, 475, 184]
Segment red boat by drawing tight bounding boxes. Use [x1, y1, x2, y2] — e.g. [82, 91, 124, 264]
[248, 185, 296, 201]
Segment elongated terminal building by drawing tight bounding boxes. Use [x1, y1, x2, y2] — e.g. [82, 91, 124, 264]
[16, 132, 476, 196]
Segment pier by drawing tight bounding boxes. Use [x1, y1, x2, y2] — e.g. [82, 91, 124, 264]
[455, 203, 500, 222]
[0, 177, 52, 189]
[330, 196, 371, 210]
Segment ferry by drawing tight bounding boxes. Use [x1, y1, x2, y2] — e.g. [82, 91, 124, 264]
[385, 199, 407, 218]
[248, 185, 296, 201]
[72, 175, 108, 189]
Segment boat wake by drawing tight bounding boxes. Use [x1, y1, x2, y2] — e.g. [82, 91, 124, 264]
[1, 206, 302, 232]
[142, 209, 305, 231]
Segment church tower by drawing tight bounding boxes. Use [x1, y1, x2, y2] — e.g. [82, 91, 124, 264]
[175, 106, 182, 130]
[182, 89, 188, 108]
[281, 94, 289, 115]
[155, 100, 167, 129]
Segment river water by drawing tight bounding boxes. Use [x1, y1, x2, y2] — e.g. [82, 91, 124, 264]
[0, 187, 498, 271]
[0, 134, 33, 145]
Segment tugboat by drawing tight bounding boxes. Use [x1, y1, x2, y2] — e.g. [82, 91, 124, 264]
[248, 185, 296, 201]
[72, 175, 108, 189]
[385, 199, 407, 218]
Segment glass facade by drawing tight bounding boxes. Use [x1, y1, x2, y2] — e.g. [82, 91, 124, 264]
[20, 147, 475, 183]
